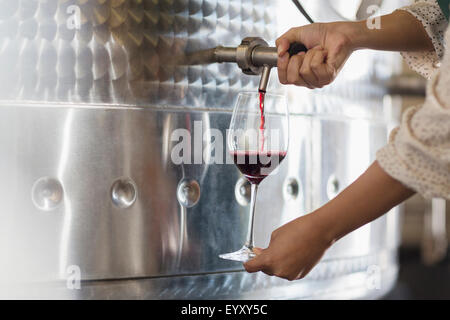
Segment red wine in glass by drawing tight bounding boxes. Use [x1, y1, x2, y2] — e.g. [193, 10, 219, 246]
[231, 150, 287, 185]
[219, 92, 289, 262]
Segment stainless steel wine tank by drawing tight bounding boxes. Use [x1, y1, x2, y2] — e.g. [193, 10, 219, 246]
[0, 0, 404, 299]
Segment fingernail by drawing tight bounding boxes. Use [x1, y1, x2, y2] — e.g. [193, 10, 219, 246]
[277, 46, 283, 56]
[279, 53, 288, 62]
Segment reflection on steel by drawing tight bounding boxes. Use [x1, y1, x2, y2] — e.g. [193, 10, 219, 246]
[31, 177, 64, 211]
[0, 0, 403, 299]
[177, 179, 201, 208]
[0, 103, 400, 299]
[1, 249, 398, 299]
[235, 177, 252, 207]
[111, 178, 137, 209]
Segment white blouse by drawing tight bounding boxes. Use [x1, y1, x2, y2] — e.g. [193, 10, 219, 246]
[398, 0, 447, 79]
[376, 0, 450, 199]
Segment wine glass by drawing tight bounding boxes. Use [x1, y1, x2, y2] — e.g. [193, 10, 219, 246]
[219, 92, 289, 262]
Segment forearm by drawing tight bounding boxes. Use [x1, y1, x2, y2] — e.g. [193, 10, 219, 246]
[312, 161, 415, 244]
[341, 10, 434, 52]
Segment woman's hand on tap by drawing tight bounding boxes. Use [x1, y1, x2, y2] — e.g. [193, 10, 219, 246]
[276, 22, 356, 89]
[275, 10, 436, 89]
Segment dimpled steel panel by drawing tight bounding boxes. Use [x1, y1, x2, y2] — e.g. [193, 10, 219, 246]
[0, 0, 278, 109]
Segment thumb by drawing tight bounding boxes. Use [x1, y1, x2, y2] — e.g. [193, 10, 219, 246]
[276, 38, 291, 57]
[252, 247, 264, 255]
[243, 248, 267, 273]
[277, 27, 304, 46]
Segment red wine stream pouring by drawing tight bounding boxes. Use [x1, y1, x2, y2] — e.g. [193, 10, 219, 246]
[258, 89, 265, 151]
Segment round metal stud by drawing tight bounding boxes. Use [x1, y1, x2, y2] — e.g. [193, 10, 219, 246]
[284, 177, 300, 201]
[235, 177, 251, 206]
[31, 177, 64, 211]
[177, 179, 201, 208]
[326, 174, 340, 200]
[111, 178, 137, 209]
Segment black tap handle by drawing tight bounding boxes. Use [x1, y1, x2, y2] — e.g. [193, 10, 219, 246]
[288, 42, 308, 56]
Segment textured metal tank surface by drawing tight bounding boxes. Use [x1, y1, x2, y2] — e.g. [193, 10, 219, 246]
[0, 0, 406, 299]
[0, 0, 277, 109]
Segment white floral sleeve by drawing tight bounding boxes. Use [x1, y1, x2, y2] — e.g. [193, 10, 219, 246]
[376, 25, 450, 199]
[398, 0, 448, 79]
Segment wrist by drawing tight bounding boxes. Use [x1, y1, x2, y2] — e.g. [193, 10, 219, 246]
[307, 208, 339, 247]
[334, 21, 368, 51]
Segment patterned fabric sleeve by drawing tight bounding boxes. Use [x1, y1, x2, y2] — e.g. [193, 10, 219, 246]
[376, 24, 450, 199]
[398, 0, 448, 79]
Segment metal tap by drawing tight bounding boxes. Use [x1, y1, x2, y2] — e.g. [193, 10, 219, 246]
[182, 37, 307, 92]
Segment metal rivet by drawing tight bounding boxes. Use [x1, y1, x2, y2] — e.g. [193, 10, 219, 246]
[326, 174, 340, 200]
[31, 177, 64, 211]
[235, 177, 251, 206]
[111, 178, 137, 209]
[177, 179, 201, 208]
[284, 177, 300, 200]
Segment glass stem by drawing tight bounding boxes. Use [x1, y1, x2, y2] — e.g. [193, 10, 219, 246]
[245, 183, 259, 250]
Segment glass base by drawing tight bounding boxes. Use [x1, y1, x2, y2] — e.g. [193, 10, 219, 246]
[219, 245, 256, 262]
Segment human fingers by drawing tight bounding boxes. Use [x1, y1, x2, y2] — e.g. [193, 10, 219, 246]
[276, 27, 302, 49]
[243, 250, 269, 273]
[299, 47, 324, 88]
[286, 52, 312, 88]
[276, 38, 291, 57]
[309, 49, 335, 88]
[277, 52, 290, 85]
